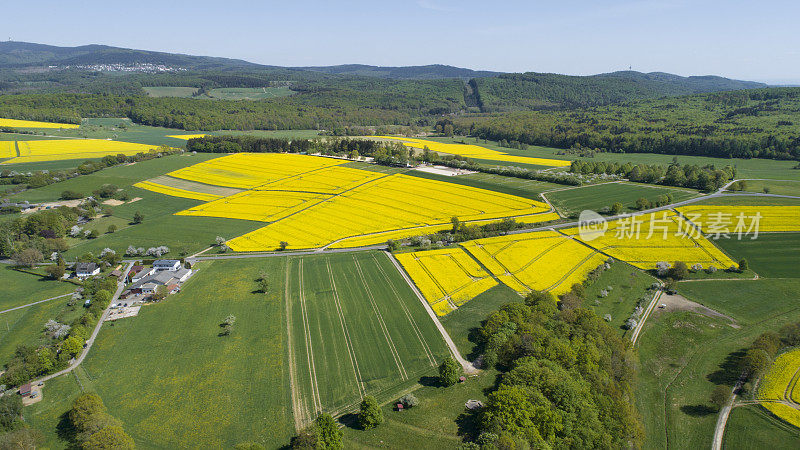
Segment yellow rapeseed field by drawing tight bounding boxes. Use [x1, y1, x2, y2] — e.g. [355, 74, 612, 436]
[395, 248, 497, 315]
[563, 211, 737, 270]
[133, 181, 222, 202]
[371, 136, 571, 167]
[226, 172, 550, 250]
[759, 348, 800, 428]
[168, 153, 346, 189]
[677, 205, 800, 233]
[0, 118, 80, 129]
[462, 231, 606, 295]
[0, 142, 16, 159]
[1, 139, 159, 164]
[177, 190, 330, 222]
[167, 134, 208, 140]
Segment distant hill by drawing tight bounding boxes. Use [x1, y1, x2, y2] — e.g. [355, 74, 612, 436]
[471, 71, 768, 111]
[296, 64, 500, 79]
[0, 41, 262, 70]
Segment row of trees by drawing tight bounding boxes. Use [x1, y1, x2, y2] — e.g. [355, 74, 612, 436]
[68, 393, 134, 449]
[571, 159, 736, 191]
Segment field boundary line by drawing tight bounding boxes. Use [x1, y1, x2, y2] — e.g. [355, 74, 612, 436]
[372, 253, 437, 366]
[326, 258, 366, 397]
[284, 258, 306, 431]
[352, 254, 408, 380]
[298, 259, 322, 414]
[0, 292, 73, 315]
[385, 251, 478, 374]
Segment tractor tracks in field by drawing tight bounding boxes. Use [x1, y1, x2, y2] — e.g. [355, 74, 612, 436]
[352, 254, 408, 381]
[297, 259, 323, 417]
[326, 258, 366, 398]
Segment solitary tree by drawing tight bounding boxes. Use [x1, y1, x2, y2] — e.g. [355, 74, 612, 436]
[82, 425, 135, 450]
[635, 197, 651, 211]
[358, 396, 383, 430]
[739, 258, 749, 272]
[438, 356, 462, 387]
[152, 285, 168, 301]
[451, 216, 461, 232]
[13, 248, 43, 268]
[316, 413, 343, 449]
[45, 263, 66, 280]
[257, 277, 269, 293]
[279, 241, 289, 251]
[399, 393, 419, 408]
[107, 224, 117, 234]
[669, 261, 689, 280]
[611, 202, 623, 215]
[132, 211, 144, 224]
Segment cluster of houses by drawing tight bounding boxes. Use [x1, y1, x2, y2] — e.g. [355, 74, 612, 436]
[120, 259, 194, 300]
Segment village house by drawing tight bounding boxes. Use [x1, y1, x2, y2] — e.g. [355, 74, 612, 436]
[75, 262, 100, 279]
[129, 265, 155, 283]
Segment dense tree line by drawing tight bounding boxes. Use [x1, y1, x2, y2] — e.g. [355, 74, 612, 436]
[68, 393, 135, 449]
[571, 159, 736, 191]
[472, 286, 643, 448]
[470, 72, 763, 112]
[452, 88, 800, 160]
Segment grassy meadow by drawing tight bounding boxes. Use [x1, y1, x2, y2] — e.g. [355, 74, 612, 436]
[723, 405, 800, 449]
[545, 182, 699, 217]
[715, 233, 800, 278]
[43, 258, 296, 448]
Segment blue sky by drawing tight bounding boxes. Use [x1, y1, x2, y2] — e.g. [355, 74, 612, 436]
[5, 0, 799, 83]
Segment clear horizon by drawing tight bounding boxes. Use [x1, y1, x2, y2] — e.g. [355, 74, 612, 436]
[5, 0, 800, 84]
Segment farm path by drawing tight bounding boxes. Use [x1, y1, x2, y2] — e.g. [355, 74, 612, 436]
[0, 292, 74, 315]
[384, 251, 479, 374]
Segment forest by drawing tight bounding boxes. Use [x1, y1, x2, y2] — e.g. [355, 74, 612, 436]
[452, 88, 800, 160]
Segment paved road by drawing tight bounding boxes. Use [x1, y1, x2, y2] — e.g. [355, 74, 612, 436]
[0, 292, 74, 315]
[384, 251, 478, 374]
[33, 262, 134, 384]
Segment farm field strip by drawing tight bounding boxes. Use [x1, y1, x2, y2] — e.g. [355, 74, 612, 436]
[0, 117, 80, 129]
[676, 205, 800, 233]
[287, 253, 448, 423]
[144, 175, 244, 197]
[167, 134, 208, 140]
[562, 211, 737, 270]
[133, 180, 222, 202]
[461, 230, 606, 295]
[1, 139, 161, 164]
[371, 135, 571, 167]
[0, 141, 16, 158]
[167, 153, 347, 189]
[395, 248, 498, 316]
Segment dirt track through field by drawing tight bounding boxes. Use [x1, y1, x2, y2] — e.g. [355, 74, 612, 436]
[298, 259, 322, 415]
[326, 258, 366, 397]
[372, 253, 437, 366]
[284, 261, 307, 431]
[352, 254, 408, 380]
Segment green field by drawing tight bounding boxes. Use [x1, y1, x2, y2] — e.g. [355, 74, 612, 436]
[143, 86, 295, 100]
[207, 87, 295, 100]
[440, 283, 520, 358]
[583, 261, 655, 336]
[637, 277, 800, 449]
[286, 251, 449, 425]
[142, 86, 199, 97]
[545, 181, 700, 217]
[0, 293, 82, 365]
[723, 405, 800, 449]
[0, 266, 74, 311]
[342, 369, 500, 448]
[739, 179, 800, 196]
[715, 233, 800, 278]
[36, 258, 294, 448]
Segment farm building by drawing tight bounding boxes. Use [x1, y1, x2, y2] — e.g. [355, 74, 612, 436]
[126, 267, 193, 296]
[129, 266, 155, 283]
[75, 262, 100, 279]
[153, 260, 181, 271]
[19, 384, 31, 397]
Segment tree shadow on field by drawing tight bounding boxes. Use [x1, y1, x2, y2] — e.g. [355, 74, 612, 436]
[418, 376, 440, 387]
[455, 408, 482, 441]
[56, 411, 78, 447]
[338, 413, 360, 430]
[707, 348, 746, 385]
[680, 404, 717, 417]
